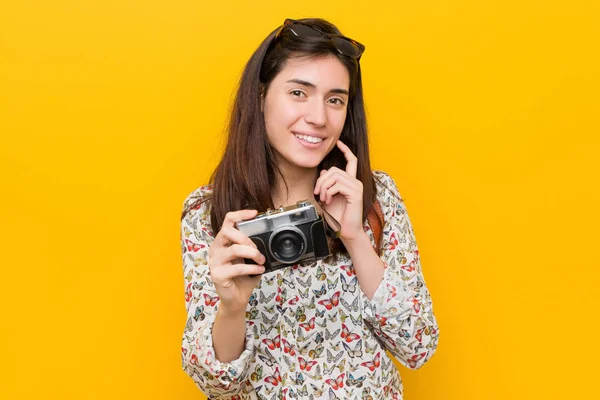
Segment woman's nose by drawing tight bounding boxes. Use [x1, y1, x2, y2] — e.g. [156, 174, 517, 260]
[304, 99, 327, 127]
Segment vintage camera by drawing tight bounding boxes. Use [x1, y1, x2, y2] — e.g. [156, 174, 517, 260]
[235, 200, 331, 275]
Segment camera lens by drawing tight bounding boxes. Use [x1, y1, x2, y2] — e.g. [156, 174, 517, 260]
[270, 227, 306, 264]
[281, 238, 294, 251]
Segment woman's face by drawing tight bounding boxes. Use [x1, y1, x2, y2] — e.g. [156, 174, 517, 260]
[262, 54, 350, 171]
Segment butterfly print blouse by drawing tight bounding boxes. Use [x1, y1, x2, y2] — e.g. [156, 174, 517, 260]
[180, 170, 440, 400]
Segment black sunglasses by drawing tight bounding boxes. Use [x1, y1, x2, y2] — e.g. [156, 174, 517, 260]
[275, 19, 365, 60]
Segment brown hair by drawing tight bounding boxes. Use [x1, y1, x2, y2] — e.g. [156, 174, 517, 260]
[182, 18, 378, 255]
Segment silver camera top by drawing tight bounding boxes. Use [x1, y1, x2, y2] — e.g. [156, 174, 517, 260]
[236, 199, 319, 237]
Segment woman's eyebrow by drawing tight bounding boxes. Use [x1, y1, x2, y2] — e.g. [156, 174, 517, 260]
[286, 78, 349, 95]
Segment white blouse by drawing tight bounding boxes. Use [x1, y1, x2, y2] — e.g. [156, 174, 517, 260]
[180, 170, 440, 399]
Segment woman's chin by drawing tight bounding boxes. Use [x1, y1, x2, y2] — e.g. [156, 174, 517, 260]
[274, 145, 326, 170]
[288, 155, 322, 170]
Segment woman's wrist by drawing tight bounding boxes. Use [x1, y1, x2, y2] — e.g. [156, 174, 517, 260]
[340, 230, 371, 253]
[213, 304, 247, 363]
[217, 304, 247, 319]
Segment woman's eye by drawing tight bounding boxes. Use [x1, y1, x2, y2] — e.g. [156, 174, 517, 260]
[290, 90, 305, 97]
[329, 98, 345, 105]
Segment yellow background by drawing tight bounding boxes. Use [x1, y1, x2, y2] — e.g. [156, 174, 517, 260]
[1, 1, 598, 399]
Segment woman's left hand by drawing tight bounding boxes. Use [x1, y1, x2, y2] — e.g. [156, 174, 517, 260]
[314, 140, 364, 242]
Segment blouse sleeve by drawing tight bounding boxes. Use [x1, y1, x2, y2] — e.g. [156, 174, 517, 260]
[360, 171, 440, 370]
[180, 188, 256, 397]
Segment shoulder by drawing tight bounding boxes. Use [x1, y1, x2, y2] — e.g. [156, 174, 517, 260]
[371, 169, 403, 202]
[181, 183, 214, 223]
[182, 183, 213, 208]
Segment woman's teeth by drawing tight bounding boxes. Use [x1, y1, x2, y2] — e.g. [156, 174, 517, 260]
[294, 134, 323, 143]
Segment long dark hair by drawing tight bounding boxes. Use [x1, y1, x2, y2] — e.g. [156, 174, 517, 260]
[182, 18, 377, 254]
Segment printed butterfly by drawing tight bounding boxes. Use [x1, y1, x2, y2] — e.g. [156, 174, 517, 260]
[340, 265, 355, 276]
[308, 344, 324, 360]
[282, 338, 296, 356]
[415, 327, 426, 342]
[315, 266, 326, 281]
[327, 276, 339, 290]
[387, 232, 399, 250]
[360, 352, 381, 371]
[193, 305, 205, 322]
[184, 283, 193, 303]
[346, 373, 366, 388]
[341, 274, 358, 293]
[299, 357, 318, 371]
[400, 260, 416, 273]
[313, 284, 326, 298]
[184, 238, 205, 252]
[262, 335, 281, 350]
[341, 323, 360, 342]
[318, 291, 341, 310]
[325, 327, 341, 340]
[325, 373, 345, 390]
[264, 366, 282, 386]
[250, 365, 263, 382]
[340, 297, 359, 313]
[203, 293, 218, 306]
[260, 291, 276, 303]
[257, 348, 276, 367]
[342, 339, 363, 358]
[299, 316, 316, 332]
[327, 349, 344, 364]
[406, 352, 427, 369]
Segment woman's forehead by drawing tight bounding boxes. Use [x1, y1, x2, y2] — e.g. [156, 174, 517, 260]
[276, 55, 350, 90]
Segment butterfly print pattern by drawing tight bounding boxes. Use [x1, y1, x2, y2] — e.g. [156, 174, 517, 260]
[180, 170, 440, 399]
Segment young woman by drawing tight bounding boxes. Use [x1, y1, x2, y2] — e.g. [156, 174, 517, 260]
[180, 18, 439, 400]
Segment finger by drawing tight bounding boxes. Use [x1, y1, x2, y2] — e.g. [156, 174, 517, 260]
[213, 225, 257, 251]
[220, 244, 266, 266]
[223, 209, 258, 230]
[315, 169, 339, 203]
[328, 174, 362, 204]
[314, 169, 328, 196]
[325, 182, 340, 204]
[314, 167, 343, 197]
[216, 263, 266, 280]
[337, 140, 358, 178]
[324, 181, 358, 205]
[212, 209, 258, 250]
[230, 263, 266, 278]
[317, 169, 354, 203]
[320, 173, 338, 204]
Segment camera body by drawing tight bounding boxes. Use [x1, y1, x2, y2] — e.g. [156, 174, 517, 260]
[236, 200, 331, 274]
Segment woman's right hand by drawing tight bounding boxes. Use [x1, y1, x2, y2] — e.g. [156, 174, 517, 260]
[208, 209, 266, 314]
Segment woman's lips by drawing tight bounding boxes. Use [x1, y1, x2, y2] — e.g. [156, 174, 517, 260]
[294, 134, 325, 149]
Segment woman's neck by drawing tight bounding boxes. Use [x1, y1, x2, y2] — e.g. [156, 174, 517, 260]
[271, 163, 318, 208]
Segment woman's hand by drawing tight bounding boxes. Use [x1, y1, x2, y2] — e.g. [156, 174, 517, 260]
[314, 140, 364, 242]
[208, 209, 266, 314]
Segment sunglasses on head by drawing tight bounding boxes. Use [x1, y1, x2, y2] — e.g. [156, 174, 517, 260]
[275, 18, 365, 60]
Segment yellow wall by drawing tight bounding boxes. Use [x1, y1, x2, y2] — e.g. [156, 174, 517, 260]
[1, 1, 598, 399]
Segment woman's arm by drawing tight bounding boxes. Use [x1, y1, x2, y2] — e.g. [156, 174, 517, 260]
[342, 231, 385, 300]
[353, 170, 440, 370]
[180, 189, 256, 397]
[212, 306, 247, 363]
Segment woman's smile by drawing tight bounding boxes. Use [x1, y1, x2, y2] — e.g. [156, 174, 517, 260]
[294, 132, 326, 148]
